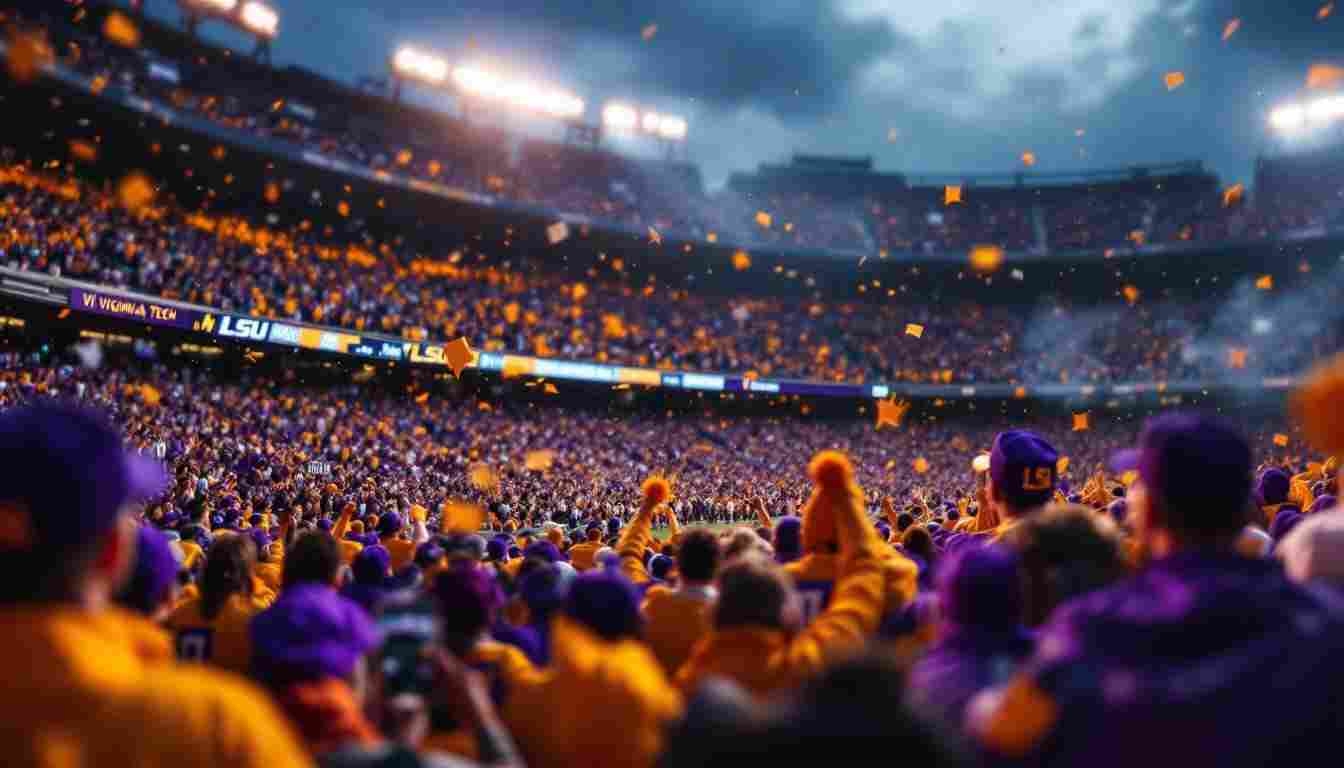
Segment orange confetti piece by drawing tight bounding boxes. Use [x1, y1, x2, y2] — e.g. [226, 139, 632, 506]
[443, 337, 476, 377]
[524, 450, 556, 472]
[116, 172, 156, 212]
[337, 201, 351, 217]
[1056, 457, 1070, 475]
[571, 282, 588, 302]
[944, 185, 962, 205]
[57, 308, 70, 320]
[5, 28, 54, 84]
[543, 383, 559, 395]
[1021, 151, 1037, 167]
[647, 226, 662, 245]
[754, 211, 773, 228]
[1274, 434, 1290, 448]
[1228, 347, 1248, 369]
[706, 231, 718, 243]
[969, 244, 1005, 273]
[1320, 3, 1334, 20]
[263, 182, 281, 204]
[1164, 71, 1185, 90]
[415, 392, 429, 404]
[441, 500, 486, 533]
[1013, 386, 1027, 399]
[1307, 63, 1344, 90]
[1072, 412, 1090, 432]
[732, 250, 752, 271]
[913, 457, 931, 474]
[1122, 285, 1140, 305]
[103, 11, 141, 48]
[1222, 183, 1244, 207]
[1256, 274, 1273, 290]
[68, 139, 98, 163]
[1222, 18, 1240, 41]
[875, 397, 910, 431]
[140, 384, 162, 408]
[905, 323, 925, 338]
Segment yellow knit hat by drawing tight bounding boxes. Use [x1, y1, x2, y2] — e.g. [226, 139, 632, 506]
[800, 450, 862, 553]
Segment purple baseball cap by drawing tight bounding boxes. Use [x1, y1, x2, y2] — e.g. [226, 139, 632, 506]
[377, 512, 403, 537]
[316, 518, 334, 532]
[0, 402, 167, 556]
[524, 540, 562, 563]
[433, 566, 500, 635]
[564, 570, 640, 641]
[773, 516, 803, 563]
[990, 430, 1059, 508]
[485, 538, 508, 561]
[116, 525, 180, 615]
[1256, 468, 1291, 506]
[250, 584, 379, 683]
[1111, 412, 1252, 536]
[937, 544, 1023, 630]
[249, 528, 272, 555]
[649, 554, 674, 580]
[352, 544, 391, 585]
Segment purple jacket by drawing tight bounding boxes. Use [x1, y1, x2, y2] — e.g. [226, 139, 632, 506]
[991, 552, 1344, 767]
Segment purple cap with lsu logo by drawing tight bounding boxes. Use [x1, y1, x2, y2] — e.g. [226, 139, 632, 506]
[990, 430, 1059, 508]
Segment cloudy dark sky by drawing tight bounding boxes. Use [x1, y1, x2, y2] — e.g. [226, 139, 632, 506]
[146, 0, 1344, 188]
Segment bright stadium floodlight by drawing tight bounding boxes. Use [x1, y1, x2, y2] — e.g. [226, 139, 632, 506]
[656, 115, 688, 141]
[239, 1, 279, 38]
[392, 46, 449, 85]
[452, 65, 584, 119]
[181, 0, 239, 14]
[1308, 94, 1344, 122]
[603, 103, 639, 131]
[1270, 103, 1306, 134]
[642, 111, 663, 134]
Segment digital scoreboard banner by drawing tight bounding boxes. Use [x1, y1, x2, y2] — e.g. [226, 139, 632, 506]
[69, 288, 206, 331]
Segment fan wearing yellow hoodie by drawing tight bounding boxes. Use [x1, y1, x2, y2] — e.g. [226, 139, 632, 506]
[0, 402, 311, 768]
[641, 523, 721, 677]
[675, 451, 888, 700]
[783, 454, 917, 625]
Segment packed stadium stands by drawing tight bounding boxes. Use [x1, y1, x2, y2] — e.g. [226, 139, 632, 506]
[8, 4, 1344, 768]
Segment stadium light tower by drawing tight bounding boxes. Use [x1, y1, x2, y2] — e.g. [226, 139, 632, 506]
[601, 100, 689, 159]
[177, 0, 278, 63]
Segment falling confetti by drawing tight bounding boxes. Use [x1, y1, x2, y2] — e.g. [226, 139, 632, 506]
[755, 211, 773, 228]
[415, 392, 429, 404]
[1122, 285, 1140, 305]
[441, 500, 486, 532]
[641, 23, 658, 41]
[913, 457, 931, 474]
[1320, 3, 1334, 21]
[1010, 268, 1024, 281]
[443, 337, 476, 377]
[732, 250, 752, 271]
[969, 244, 1005, 273]
[648, 226, 662, 245]
[1274, 434, 1290, 447]
[1072, 412, 1090, 432]
[524, 450, 556, 472]
[543, 383, 559, 395]
[1021, 151, 1037, 167]
[5, 28, 54, 83]
[905, 323, 925, 338]
[1228, 347, 1248, 369]
[1056, 457, 1070, 475]
[1013, 386, 1027, 399]
[546, 220, 570, 244]
[1222, 18, 1241, 40]
[1307, 63, 1344, 90]
[875, 397, 910, 430]
[116, 172, 156, 212]
[1256, 274, 1273, 290]
[264, 181, 281, 204]
[1164, 71, 1186, 90]
[103, 11, 141, 48]
[68, 139, 98, 163]
[944, 185, 962, 205]
[1222, 183, 1244, 207]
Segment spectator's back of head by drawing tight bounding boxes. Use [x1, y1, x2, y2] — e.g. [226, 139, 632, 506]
[283, 530, 342, 590]
[1002, 503, 1126, 626]
[715, 558, 792, 631]
[677, 527, 720, 583]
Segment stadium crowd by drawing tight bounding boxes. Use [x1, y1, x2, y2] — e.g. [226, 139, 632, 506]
[10, 6, 1341, 257]
[4, 338, 1344, 768]
[1, 165, 1335, 387]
